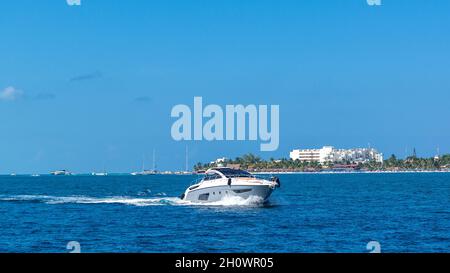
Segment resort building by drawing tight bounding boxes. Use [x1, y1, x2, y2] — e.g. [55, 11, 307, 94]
[210, 157, 228, 167]
[289, 146, 383, 164]
[289, 146, 334, 164]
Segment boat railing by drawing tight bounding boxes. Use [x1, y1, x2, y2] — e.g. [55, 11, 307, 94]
[252, 174, 274, 181]
[225, 174, 273, 181]
[189, 173, 274, 186]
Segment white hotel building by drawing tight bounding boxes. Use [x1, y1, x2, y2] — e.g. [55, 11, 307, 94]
[289, 146, 383, 164]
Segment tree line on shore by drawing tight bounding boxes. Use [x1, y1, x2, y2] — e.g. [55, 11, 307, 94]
[194, 153, 450, 172]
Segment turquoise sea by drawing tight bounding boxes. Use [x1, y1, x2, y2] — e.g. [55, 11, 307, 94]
[0, 173, 449, 252]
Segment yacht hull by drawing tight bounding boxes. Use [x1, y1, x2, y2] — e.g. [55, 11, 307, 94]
[183, 184, 274, 203]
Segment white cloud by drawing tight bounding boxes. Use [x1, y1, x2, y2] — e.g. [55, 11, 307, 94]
[0, 86, 24, 101]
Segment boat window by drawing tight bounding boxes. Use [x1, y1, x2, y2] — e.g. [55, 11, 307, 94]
[233, 189, 252, 194]
[213, 168, 254, 178]
[203, 173, 221, 181]
[189, 185, 199, 190]
[198, 193, 209, 201]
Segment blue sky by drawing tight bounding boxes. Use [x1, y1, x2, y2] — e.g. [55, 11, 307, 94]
[0, 0, 449, 173]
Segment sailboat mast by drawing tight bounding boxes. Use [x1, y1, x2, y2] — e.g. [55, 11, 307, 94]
[152, 149, 156, 171]
[185, 145, 189, 172]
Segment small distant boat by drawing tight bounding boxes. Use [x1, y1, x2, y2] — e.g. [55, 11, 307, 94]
[51, 170, 72, 176]
[10, 173, 17, 176]
[91, 172, 108, 176]
[31, 174, 40, 177]
[132, 152, 158, 175]
[131, 170, 157, 176]
[174, 171, 192, 175]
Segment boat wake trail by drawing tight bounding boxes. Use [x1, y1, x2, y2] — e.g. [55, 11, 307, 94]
[0, 194, 184, 206]
[0, 194, 267, 207]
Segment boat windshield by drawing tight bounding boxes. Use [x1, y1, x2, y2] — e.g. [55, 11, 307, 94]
[213, 168, 254, 178]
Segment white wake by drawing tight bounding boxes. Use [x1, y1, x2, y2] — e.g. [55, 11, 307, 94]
[0, 194, 266, 207]
[0, 194, 184, 206]
[191, 195, 266, 207]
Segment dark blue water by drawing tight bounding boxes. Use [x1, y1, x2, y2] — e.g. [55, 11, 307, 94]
[0, 173, 449, 253]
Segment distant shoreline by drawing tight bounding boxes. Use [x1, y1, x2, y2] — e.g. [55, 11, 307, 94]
[252, 170, 450, 175]
[1, 169, 450, 176]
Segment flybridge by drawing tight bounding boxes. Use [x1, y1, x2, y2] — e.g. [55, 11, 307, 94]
[171, 97, 279, 152]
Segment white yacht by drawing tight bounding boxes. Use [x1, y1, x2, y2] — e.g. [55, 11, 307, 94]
[180, 168, 280, 203]
[131, 153, 157, 175]
[91, 172, 108, 176]
[131, 170, 157, 176]
[51, 170, 72, 176]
